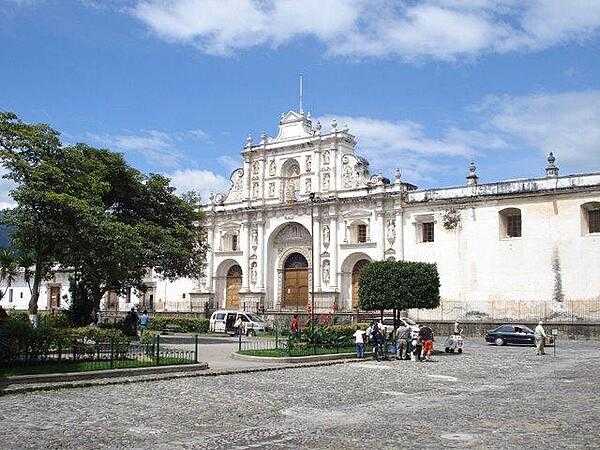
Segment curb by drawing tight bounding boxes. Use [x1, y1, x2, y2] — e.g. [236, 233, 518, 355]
[0, 358, 363, 396]
[1, 362, 209, 386]
[230, 351, 362, 363]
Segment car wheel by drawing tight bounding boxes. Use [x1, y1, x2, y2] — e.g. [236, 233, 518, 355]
[246, 329, 255, 337]
[495, 337, 505, 346]
[445, 347, 450, 353]
[457, 348, 463, 354]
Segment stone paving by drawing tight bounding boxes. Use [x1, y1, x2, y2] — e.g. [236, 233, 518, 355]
[1, 339, 599, 449]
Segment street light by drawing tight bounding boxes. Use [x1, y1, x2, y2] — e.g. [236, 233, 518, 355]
[308, 192, 316, 337]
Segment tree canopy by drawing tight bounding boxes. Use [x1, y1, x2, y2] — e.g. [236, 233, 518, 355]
[358, 260, 440, 313]
[0, 112, 208, 323]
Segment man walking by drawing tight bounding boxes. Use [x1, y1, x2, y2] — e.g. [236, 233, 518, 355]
[534, 320, 547, 355]
[353, 327, 366, 358]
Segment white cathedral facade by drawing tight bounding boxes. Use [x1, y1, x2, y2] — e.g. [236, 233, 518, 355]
[2, 109, 600, 320]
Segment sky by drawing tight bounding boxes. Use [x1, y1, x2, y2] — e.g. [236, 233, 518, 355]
[2, 0, 600, 206]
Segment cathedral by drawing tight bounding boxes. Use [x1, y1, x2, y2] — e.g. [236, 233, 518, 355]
[2, 109, 600, 321]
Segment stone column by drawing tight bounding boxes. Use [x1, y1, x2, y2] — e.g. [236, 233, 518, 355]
[331, 211, 339, 289]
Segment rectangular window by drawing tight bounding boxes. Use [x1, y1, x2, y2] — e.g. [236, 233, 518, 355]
[589, 209, 600, 234]
[422, 222, 435, 242]
[357, 224, 367, 243]
[506, 214, 522, 238]
[231, 235, 238, 251]
[8, 288, 13, 303]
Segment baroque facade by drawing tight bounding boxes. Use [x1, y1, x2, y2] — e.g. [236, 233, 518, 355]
[2, 110, 600, 320]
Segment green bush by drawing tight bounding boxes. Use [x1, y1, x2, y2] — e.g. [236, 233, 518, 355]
[147, 315, 209, 333]
[288, 323, 370, 349]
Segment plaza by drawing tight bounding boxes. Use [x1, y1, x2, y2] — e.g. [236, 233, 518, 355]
[1, 339, 599, 449]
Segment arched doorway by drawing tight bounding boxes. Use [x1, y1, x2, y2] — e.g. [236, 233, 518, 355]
[282, 252, 309, 309]
[352, 259, 370, 308]
[225, 265, 242, 309]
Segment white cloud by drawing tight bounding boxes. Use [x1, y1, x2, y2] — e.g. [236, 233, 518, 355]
[218, 155, 241, 172]
[130, 0, 600, 59]
[317, 115, 491, 182]
[86, 128, 210, 167]
[0, 169, 16, 210]
[165, 168, 229, 201]
[481, 90, 600, 167]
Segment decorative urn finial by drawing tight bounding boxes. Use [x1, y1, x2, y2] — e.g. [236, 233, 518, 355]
[245, 134, 253, 148]
[260, 132, 268, 144]
[545, 152, 559, 177]
[395, 168, 402, 184]
[331, 119, 337, 130]
[466, 161, 479, 186]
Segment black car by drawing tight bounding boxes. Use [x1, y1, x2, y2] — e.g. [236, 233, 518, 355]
[485, 324, 538, 346]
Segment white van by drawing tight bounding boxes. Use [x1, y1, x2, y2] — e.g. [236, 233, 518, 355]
[209, 310, 267, 336]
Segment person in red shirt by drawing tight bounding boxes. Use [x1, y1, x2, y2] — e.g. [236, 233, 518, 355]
[290, 314, 299, 337]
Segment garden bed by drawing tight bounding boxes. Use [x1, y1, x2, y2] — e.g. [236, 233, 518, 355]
[238, 346, 356, 358]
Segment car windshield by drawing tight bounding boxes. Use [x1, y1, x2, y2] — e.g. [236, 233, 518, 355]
[246, 314, 264, 322]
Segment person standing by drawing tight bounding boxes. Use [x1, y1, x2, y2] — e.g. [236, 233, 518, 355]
[534, 320, 547, 355]
[234, 314, 243, 336]
[419, 325, 434, 361]
[290, 314, 299, 337]
[353, 327, 366, 358]
[395, 326, 410, 360]
[139, 310, 150, 334]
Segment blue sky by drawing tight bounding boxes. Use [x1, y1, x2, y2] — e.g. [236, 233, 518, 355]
[2, 0, 600, 205]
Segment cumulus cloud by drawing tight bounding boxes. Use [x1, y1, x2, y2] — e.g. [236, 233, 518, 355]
[317, 114, 494, 182]
[165, 168, 230, 201]
[481, 90, 600, 167]
[87, 128, 210, 167]
[130, 0, 600, 59]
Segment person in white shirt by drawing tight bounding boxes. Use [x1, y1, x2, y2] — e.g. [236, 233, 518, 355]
[353, 328, 366, 358]
[534, 320, 547, 355]
[234, 315, 243, 336]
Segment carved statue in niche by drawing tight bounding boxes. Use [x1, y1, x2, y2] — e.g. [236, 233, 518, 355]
[252, 182, 259, 198]
[322, 224, 330, 247]
[322, 173, 330, 191]
[232, 170, 243, 191]
[305, 178, 312, 193]
[250, 262, 257, 285]
[322, 150, 330, 165]
[268, 182, 275, 197]
[269, 160, 276, 177]
[252, 161, 260, 175]
[343, 163, 354, 188]
[251, 227, 258, 248]
[306, 155, 312, 172]
[322, 259, 330, 285]
[386, 219, 396, 244]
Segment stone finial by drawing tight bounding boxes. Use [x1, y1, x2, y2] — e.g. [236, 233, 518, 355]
[395, 168, 402, 184]
[545, 152, 559, 177]
[466, 161, 478, 186]
[341, 123, 349, 133]
[260, 132, 268, 144]
[245, 134, 253, 148]
[331, 119, 338, 130]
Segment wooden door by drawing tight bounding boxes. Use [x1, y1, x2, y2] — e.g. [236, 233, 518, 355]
[49, 286, 61, 310]
[352, 260, 369, 308]
[226, 265, 242, 309]
[283, 268, 308, 309]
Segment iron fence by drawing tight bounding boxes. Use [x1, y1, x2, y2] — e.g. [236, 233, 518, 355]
[239, 334, 356, 357]
[0, 334, 198, 377]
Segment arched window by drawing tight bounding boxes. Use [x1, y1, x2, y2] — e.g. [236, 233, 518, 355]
[281, 159, 300, 202]
[582, 202, 600, 235]
[499, 208, 522, 238]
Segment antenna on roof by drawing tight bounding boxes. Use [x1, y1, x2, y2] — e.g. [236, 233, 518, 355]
[299, 74, 304, 114]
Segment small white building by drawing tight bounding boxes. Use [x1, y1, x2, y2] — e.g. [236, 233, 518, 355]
[2, 110, 600, 321]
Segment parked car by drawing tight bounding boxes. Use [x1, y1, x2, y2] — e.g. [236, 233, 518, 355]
[485, 324, 554, 346]
[209, 310, 267, 336]
[380, 317, 419, 335]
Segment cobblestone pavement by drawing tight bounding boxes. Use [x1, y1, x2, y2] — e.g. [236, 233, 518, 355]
[1, 339, 599, 449]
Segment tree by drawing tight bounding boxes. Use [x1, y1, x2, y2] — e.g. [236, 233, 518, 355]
[0, 112, 66, 323]
[0, 248, 18, 302]
[0, 112, 208, 325]
[358, 260, 440, 321]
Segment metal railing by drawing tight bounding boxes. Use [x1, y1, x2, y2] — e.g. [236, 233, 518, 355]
[1, 334, 198, 376]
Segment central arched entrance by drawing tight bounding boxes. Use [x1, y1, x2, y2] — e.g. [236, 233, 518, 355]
[282, 252, 309, 309]
[351, 259, 370, 308]
[225, 265, 242, 309]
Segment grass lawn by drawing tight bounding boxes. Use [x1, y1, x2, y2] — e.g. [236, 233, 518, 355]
[239, 346, 356, 358]
[0, 356, 193, 377]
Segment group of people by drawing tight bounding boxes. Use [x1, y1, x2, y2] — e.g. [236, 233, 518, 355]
[354, 320, 448, 362]
[123, 307, 150, 337]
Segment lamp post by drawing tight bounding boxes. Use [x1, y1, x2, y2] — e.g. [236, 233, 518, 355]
[309, 192, 316, 337]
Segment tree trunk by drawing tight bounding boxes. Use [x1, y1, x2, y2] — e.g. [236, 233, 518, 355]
[28, 268, 43, 327]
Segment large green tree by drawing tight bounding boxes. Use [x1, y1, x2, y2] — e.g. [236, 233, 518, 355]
[358, 260, 441, 320]
[0, 112, 208, 324]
